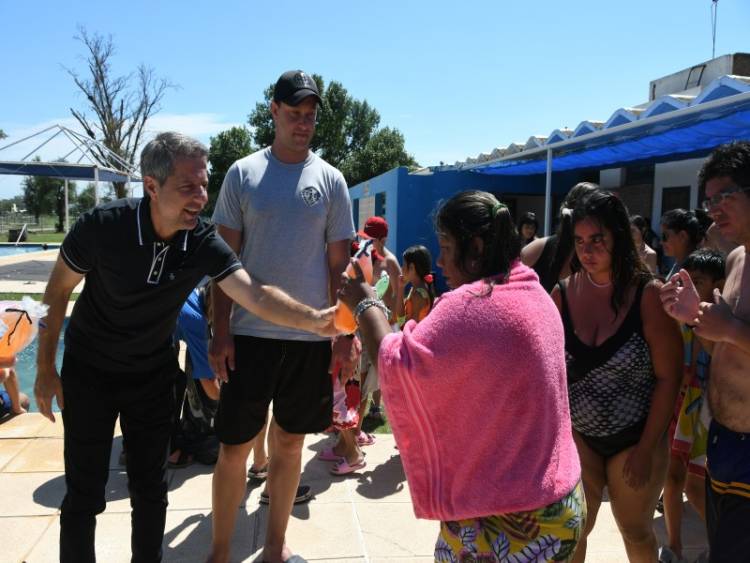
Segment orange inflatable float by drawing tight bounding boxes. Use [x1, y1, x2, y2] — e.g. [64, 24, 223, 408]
[0, 297, 48, 364]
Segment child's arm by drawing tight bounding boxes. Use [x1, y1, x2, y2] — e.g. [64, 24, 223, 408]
[3, 369, 26, 414]
[395, 275, 408, 326]
[404, 288, 428, 325]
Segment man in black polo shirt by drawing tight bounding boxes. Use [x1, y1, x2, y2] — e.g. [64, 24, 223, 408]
[34, 132, 335, 563]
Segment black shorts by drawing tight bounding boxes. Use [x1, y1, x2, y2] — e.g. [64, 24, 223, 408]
[215, 335, 332, 444]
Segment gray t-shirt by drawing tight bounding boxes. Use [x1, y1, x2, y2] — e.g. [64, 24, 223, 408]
[213, 147, 355, 341]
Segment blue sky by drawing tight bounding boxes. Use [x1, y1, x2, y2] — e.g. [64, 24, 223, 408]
[0, 0, 748, 198]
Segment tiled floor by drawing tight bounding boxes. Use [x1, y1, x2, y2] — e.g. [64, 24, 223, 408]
[1, 413, 707, 562]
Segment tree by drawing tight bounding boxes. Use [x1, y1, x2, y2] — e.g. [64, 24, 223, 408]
[248, 75, 417, 187]
[67, 27, 174, 198]
[0, 129, 6, 140]
[206, 127, 256, 216]
[340, 127, 418, 187]
[21, 158, 76, 231]
[75, 183, 98, 215]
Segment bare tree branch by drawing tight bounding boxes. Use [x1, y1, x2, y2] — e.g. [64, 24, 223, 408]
[65, 26, 176, 197]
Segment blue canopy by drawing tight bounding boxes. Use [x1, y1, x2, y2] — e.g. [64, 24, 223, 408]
[471, 92, 750, 176]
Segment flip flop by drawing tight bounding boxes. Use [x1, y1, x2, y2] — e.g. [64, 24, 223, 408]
[356, 431, 376, 447]
[259, 484, 313, 505]
[247, 462, 269, 481]
[317, 447, 345, 462]
[330, 457, 366, 475]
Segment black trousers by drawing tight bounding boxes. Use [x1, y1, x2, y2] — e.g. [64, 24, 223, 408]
[59, 352, 177, 563]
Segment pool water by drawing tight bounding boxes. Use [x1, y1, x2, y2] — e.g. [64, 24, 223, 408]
[0, 244, 59, 257]
[15, 319, 67, 412]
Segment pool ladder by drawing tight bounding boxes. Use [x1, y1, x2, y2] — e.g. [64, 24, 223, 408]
[14, 223, 27, 246]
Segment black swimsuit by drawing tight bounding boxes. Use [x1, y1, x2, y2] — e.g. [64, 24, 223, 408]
[559, 280, 655, 458]
[532, 235, 559, 293]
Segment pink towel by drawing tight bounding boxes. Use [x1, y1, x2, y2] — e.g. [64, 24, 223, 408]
[379, 262, 580, 521]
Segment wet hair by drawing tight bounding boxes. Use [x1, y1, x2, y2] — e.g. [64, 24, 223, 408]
[140, 132, 208, 186]
[699, 141, 750, 193]
[548, 182, 600, 284]
[518, 212, 539, 236]
[571, 191, 652, 317]
[402, 245, 436, 307]
[435, 190, 521, 284]
[682, 248, 726, 282]
[660, 208, 705, 249]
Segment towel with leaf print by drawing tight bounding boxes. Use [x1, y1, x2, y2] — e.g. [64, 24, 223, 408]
[436, 481, 585, 562]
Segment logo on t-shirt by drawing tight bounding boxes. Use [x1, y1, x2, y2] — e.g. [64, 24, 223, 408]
[301, 186, 322, 207]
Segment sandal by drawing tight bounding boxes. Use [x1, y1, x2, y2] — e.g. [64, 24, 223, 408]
[259, 484, 313, 505]
[167, 449, 194, 469]
[330, 457, 366, 475]
[247, 462, 269, 481]
[317, 447, 345, 462]
[356, 431, 376, 447]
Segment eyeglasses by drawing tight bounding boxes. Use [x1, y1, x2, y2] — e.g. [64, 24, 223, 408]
[701, 185, 750, 211]
[284, 111, 318, 125]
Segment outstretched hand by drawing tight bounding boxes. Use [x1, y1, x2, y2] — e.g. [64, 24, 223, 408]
[659, 269, 700, 324]
[314, 306, 340, 337]
[338, 259, 375, 309]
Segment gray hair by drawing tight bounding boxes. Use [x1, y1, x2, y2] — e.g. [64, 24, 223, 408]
[140, 132, 208, 185]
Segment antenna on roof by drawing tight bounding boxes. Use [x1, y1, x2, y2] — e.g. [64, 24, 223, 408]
[711, 0, 719, 59]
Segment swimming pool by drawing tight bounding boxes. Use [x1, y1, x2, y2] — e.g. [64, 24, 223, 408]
[0, 244, 60, 257]
[16, 319, 66, 412]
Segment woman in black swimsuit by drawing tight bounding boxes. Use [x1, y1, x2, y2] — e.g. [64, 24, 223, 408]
[521, 182, 599, 292]
[551, 192, 683, 562]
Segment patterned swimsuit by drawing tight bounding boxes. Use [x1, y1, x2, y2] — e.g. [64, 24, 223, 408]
[559, 280, 656, 457]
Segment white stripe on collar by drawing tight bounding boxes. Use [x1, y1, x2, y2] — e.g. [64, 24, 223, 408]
[137, 199, 144, 246]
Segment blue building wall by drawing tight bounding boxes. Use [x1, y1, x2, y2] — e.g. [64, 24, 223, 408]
[349, 166, 591, 291]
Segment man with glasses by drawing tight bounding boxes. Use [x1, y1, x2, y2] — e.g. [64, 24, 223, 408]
[661, 141, 750, 562]
[207, 70, 355, 563]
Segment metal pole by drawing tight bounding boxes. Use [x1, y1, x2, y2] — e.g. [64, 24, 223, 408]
[94, 167, 99, 206]
[64, 179, 70, 233]
[544, 148, 553, 236]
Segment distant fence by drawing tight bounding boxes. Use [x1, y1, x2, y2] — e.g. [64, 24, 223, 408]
[0, 214, 58, 233]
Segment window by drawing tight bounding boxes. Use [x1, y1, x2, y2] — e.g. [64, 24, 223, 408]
[625, 163, 655, 186]
[661, 186, 691, 214]
[375, 192, 386, 216]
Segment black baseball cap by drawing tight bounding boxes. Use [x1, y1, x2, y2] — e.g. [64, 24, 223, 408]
[273, 70, 322, 106]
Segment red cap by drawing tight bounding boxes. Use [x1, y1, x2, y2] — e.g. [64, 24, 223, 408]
[358, 216, 388, 239]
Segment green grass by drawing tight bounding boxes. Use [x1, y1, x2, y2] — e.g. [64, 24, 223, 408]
[23, 232, 66, 243]
[0, 293, 79, 301]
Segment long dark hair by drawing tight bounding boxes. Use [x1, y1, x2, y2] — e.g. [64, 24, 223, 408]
[548, 182, 600, 285]
[661, 208, 705, 250]
[435, 190, 521, 284]
[571, 191, 652, 316]
[518, 212, 539, 241]
[403, 245, 436, 307]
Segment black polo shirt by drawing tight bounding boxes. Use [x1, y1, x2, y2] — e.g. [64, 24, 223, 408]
[60, 197, 242, 372]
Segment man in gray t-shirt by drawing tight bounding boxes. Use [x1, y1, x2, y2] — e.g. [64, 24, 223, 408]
[208, 70, 355, 563]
